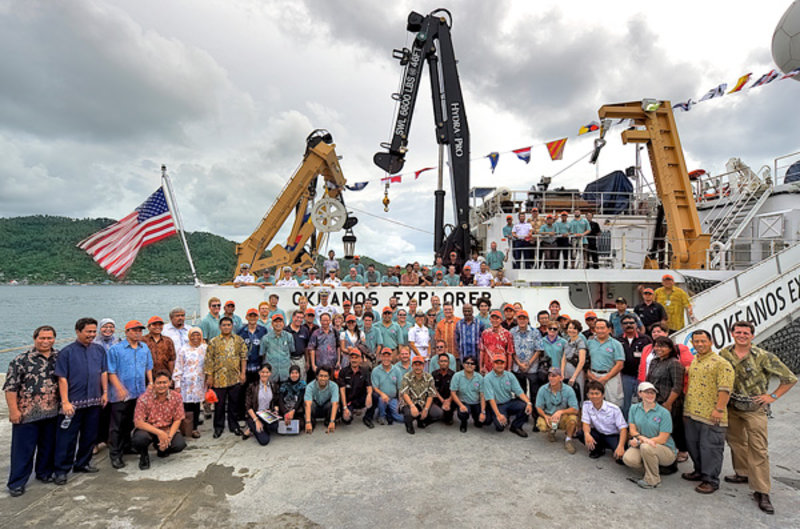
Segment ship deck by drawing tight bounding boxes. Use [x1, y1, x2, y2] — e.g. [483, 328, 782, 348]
[1, 391, 798, 528]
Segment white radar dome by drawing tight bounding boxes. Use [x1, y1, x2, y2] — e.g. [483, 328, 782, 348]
[772, 0, 800, 80]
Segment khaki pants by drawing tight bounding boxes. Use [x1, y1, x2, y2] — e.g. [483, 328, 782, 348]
[623, 443, 676, 486]
[727, 407, 770, 493]
[536, 413, 579, 433]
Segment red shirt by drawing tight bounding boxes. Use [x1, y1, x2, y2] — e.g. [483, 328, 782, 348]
[134, 388, 185, 430]
[638, 343, 693, 389]
[479, 327, 515, 373]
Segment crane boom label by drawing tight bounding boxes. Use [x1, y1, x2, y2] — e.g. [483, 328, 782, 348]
[451, 102, 464, 157]
[395, 48, 423, 138]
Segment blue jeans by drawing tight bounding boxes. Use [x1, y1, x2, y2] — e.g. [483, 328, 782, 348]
[8, 417, 58, 489]
[488, 398, 528, 430]
[621, 374, 639, 419]
[375, 398, 403, 423]
[54, 406, 100, 475]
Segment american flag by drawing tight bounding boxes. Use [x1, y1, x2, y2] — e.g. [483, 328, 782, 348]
[78, 187, 177, 277]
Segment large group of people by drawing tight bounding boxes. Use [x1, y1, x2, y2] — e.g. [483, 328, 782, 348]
[4, 282, 796, 516]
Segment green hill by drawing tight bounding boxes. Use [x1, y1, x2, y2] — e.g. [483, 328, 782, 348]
[0, 215, 236, 284]
[0, 215, 392, 284]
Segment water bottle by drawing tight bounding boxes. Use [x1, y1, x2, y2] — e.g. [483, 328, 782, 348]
[60, 415, 72, 429]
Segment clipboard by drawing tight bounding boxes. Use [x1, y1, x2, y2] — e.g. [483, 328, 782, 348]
[277, 420, 300, 435]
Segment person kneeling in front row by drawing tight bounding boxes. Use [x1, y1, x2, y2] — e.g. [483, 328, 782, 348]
[622, 382, 677, 489]
[581, 380, 627, 460]
[243, 363, 280, 445]
[400, 356, 442, 434]
[304, 366, 339, 434]
[536, 367, 580, 452]
[131, 371, 186, 470]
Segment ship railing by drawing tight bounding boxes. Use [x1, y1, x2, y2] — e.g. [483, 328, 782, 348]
[775, 151, 800, 185]
[504, 233, 792, 271]
[470, 189, 658, 224]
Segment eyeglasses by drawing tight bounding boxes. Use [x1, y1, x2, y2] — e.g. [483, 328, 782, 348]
[211, 304, 221, 308]
[463, 362, 475, 366]
[436, 345, 445, 349]
[548, 327, 559, 331]
[623, 322, 636, 326]
[585, 317, 596, 321]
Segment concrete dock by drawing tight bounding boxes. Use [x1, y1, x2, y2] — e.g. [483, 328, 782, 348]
[1, 392, 798, 528]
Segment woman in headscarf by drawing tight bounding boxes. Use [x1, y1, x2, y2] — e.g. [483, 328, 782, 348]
[172, 327, 206, 438]
[277, 365, 307, 431]
[93, 318, 120, 452]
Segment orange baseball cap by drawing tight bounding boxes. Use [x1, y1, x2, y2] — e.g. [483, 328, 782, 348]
[559, 314, 570, 321]
[411, 356, 425, 364]
[345, 314, 357, 322]
[546, 214, 553, 219]
[560, 211, 568, 216]
[506, 215, 513, 219]
[271, 313, 284, 321]
[305, 308, 315, 315]
[662, 274, 674, 281]
[224, 300, 235, 306]
[348, 347, 362, 356]
[492, 354, 507, 363]
[382, 306, 393, 314]
[381, 347, 393, 355]
[584, 311, 597, 319]
[342, 299, 352, 306]
[490, 310, 503, 318]
[531, 207, 539, 211]
[353, 255, 360, 259]
[125, 320, 145, 330]
[246, 308, 258, 316]
[147, 316, 164, 325]
[517, 310, 529, 319]
[643, 288, 654, 294]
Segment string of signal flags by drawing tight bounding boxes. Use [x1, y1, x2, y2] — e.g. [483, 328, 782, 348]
[344, 66, 799, 192]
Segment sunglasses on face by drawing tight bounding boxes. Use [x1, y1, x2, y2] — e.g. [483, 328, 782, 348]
[548, 327, 559, 331]
[211, 304, 221, 308]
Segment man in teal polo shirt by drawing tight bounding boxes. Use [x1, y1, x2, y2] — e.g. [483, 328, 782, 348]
[392, 346, 413, 378]
[378, 308, 403, 356]
[568, 210, 590, 269]
[260, 314, 295, 383]
[199, 297, 222, 342]
[587, 319, 625, 407]
[450, 357, 486, 432]
[371, 348, 404, 424]
[554, 211, 572, 268]
[361, 313, 383, 362]
[535, 367, 580, 453]
[304, 366, 339, 434]
[483, 355, 533, 437]
[485, 241, 505, 274]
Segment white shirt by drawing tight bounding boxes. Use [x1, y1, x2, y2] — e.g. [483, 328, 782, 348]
[234, 273, 255, 284]
[493, 276, 512, 286]
[323, 277, 341, 288]
[323, 259, 339, 275]
[315, 304, 338, 322]
[474, 271, 493, 287]
[581, 400, 628, 435]
[163, 323, 190, 351]
[276, 278, 299, 287]
[302, 278, 321, 287]
[512, 222, 532, 238]
[464, 259, 482, 275]
[408, 325, 431, 358]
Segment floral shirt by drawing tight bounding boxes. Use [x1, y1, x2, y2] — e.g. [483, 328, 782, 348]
[143, 334, 176, 375]
[134, 388, 185, 430]
[479, 327, 515, 373]
[173, 343, 207, 403]
[3, 348, 60, 423]
[684, 352, 734, 426]
[204, 334, 247, 388]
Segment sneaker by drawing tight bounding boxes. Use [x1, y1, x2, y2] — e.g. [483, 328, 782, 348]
[376, 416, 386, 425]
[627, 477, 659, 489]
[564, 440, 576, 454]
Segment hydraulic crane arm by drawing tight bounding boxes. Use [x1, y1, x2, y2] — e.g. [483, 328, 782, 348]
[599, 101, 710, 269]
[374, 9, 471, 259]
[234, 130, 347, 276]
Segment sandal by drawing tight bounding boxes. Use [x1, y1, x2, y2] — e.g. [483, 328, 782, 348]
[241, 428, 252, 440]
[676, 452, 689, 462]
[191, 430, 201, 439]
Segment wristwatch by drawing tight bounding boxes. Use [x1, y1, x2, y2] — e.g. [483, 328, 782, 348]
[770, 393, 778, 400]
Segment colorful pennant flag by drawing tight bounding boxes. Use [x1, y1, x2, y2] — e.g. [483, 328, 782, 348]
[781, 67, 800, 80]
[512, 146, 532, 164]
[546, 138, 567, 161]
[728, 73, 752, 93]
[487, 152, 500, 173]
[414, 167, 435, 179]
[381, 175, 401, 184]
[752, 69, 779, 87]
[699, 83, 727, 102]
[578, 121, 600, 135]
[345, 181, 369, 191]
[672, 99, 695, 112]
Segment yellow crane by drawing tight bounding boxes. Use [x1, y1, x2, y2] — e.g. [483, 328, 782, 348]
[598, 101, 711, 269]
[233, 130, 349, 276]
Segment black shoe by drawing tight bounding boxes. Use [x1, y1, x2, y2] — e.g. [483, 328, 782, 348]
[139, 453, 150, 470]
[110, 457, 126, 469]
[510, 426, 528, 438]
[681, 471, 703, 482]
[444, 419, 454, 426]
[213, 429, 223, 438]
[405, 423, 415, 435]
[36, 475, 54, 483]
[73, 464, 99, 474]
[474, 422, 483, 429]
[460, 422, 468, 433]
[386, 418, 394, 425]
[8, 486, 25, 497]
[363, 417, 374, 429]
[232, 428, 244, 437]
[495, 425, 504, 432]
[755, 492, 775, 515]
[54, 474, 68, 486]
[589, 450, 605, 459]
[417, 420, 427, 429]
[660, 462, 679, 475]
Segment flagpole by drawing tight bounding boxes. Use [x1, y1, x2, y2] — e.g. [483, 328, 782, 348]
[161, 165, 201, 286]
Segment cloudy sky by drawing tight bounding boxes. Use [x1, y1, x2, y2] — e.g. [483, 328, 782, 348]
[1, 0, 798, 266]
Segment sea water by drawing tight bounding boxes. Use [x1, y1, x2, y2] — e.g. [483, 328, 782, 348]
[0, 285, 199, 371]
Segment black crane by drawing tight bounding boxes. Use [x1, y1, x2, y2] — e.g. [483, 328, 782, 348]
[374, 8, 471, 260]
